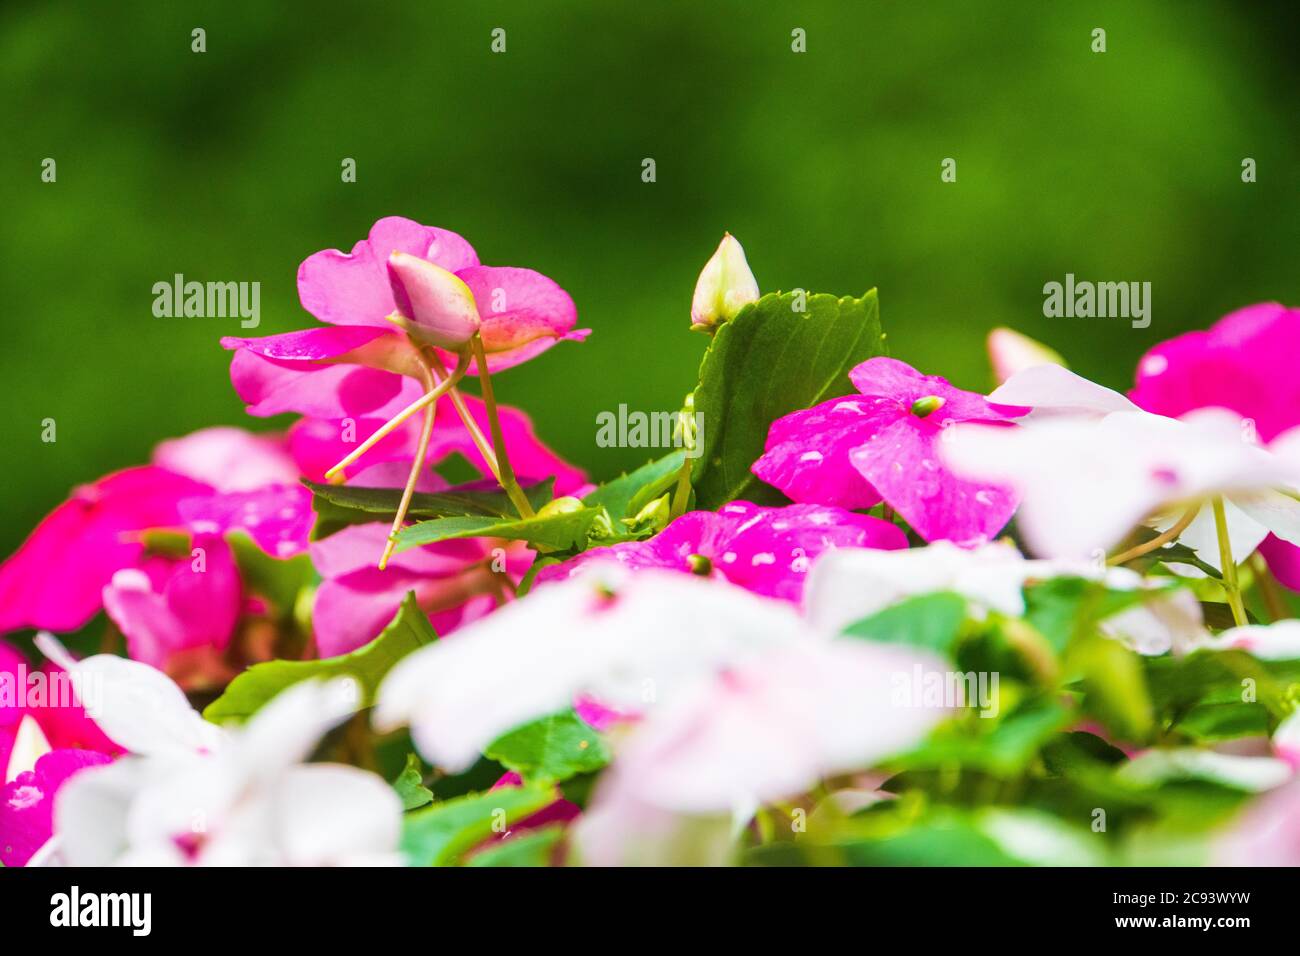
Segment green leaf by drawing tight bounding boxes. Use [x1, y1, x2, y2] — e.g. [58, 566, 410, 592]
[395, 506, 598, 553]
[466, 826, 563, 867]
[401, 786, 556, 866]
[690, 289, 886, 510]
[1023, 576, 1175, 653]
[485, 711, 611, 785]
[893, 698, 1075, 776]
[582, 450, 687, 520]
[1069, 635, 1155, 743]
[203, 591, 435, 723]
[842, 592, 969, 656]
[305, 478, 555, 540]
[393, 753, 434, 811]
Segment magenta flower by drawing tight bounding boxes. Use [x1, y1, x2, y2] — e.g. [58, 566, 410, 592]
[102, 531, 242, 672]
[0, 466, 211, 634]
[0, 749, 113, 866]
[0, 427, 312, 674]
[309, 525, 534, 657]
[752, 357, 1026, 546]
[1130, 303, 1300, 588]
[221, 217, 589, 420]
[536, 501, 907, 603]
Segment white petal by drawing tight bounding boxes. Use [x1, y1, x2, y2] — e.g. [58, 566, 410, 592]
[272, 764, 404, 866]
[988, 365, 1139, 418]
[375, 565, 809, 772]
[35, 633, 224, 758]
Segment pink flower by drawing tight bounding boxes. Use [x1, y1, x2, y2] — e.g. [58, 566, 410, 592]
[0, 466, 211, 634]
[102, 531, 242, 672]
[0, 749, 113, 866]
[1130, 303, 1300, 588]
[309, 525, 533, 657]
[0, 427, 313, 674]
[221, 217, 589, 419]
[537, 501, 907, 603]
[752, 357, 1026, 546]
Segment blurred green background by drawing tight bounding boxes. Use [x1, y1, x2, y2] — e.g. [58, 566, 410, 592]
[2, 0, 1298, 556]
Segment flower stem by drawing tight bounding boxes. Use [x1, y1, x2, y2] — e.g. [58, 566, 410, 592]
[1107, 503, 1199, 566]
[668, 456, 693, 519]
[469, 335, 535, 519]
[1211, 496, 1249, 627]
[378, 355, 439, 570]
[324, 351, 469, 482]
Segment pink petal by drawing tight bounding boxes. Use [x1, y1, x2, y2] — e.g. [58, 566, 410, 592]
[297, 217, 479, 329]
[849, 356, 1027, 422]
[850, 419, 1019, 546]
[220, 325, 391, 361]
[1258, 534, 1300, 592]
[0, 749, 113, 866]
[228, 350, 423, 419]
[32, 662, 123, 755]
[539, 501, 906, 603]
[456, 266, 579, 357]
[177, 484, 315, 560]
[1130, 303, 1300, 442]
[102, 533, 241, 670]
[152, 426, 298, 493]
[752, 397, 891, 509]
[0, 467, 212, 633]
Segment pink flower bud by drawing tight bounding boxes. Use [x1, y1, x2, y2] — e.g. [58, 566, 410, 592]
[387, 252, 481, 350]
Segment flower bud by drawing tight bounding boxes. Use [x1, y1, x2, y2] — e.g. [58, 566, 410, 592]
[691, 233, 760, 329]
[387, 252, 481, 350]
[987, 327, 1065, 386]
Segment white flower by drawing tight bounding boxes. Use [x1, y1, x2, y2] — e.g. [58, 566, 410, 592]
[571, 638, 948, 865]
[38, 637, 401, 866]
[375, 564, 808, 772]
[942, 405, 1300, 564]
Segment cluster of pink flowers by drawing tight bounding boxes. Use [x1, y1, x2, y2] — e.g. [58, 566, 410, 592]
[4, 219, 1299, 867]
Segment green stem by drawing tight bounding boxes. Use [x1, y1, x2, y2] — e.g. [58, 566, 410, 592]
[1211, 496, 1248, 627]
[1250, 553, 1288, 624]
[668, 455, 693, 518]
[470, 335, 535, 519]
[379, 355, 439, 570]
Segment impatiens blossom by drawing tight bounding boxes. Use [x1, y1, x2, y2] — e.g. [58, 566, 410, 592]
[691, 233, 760, 329]
[986, 327, 1066, 386]
[221, 217, 588, 420]
[943, 405, 1300, 564]
[752, 357, 1025, 546]
[1129, 303, 1300, 590]
[0, 467, 211, 634]
[536, 501, 907, 603]
[39, 638, 400, 866]
[375, 565, 814, 772]
[0, 427, 310, 638]
[806, 541, 1208, 656]
[310, 525, 533, 656]
[573, 638, 947, 865]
